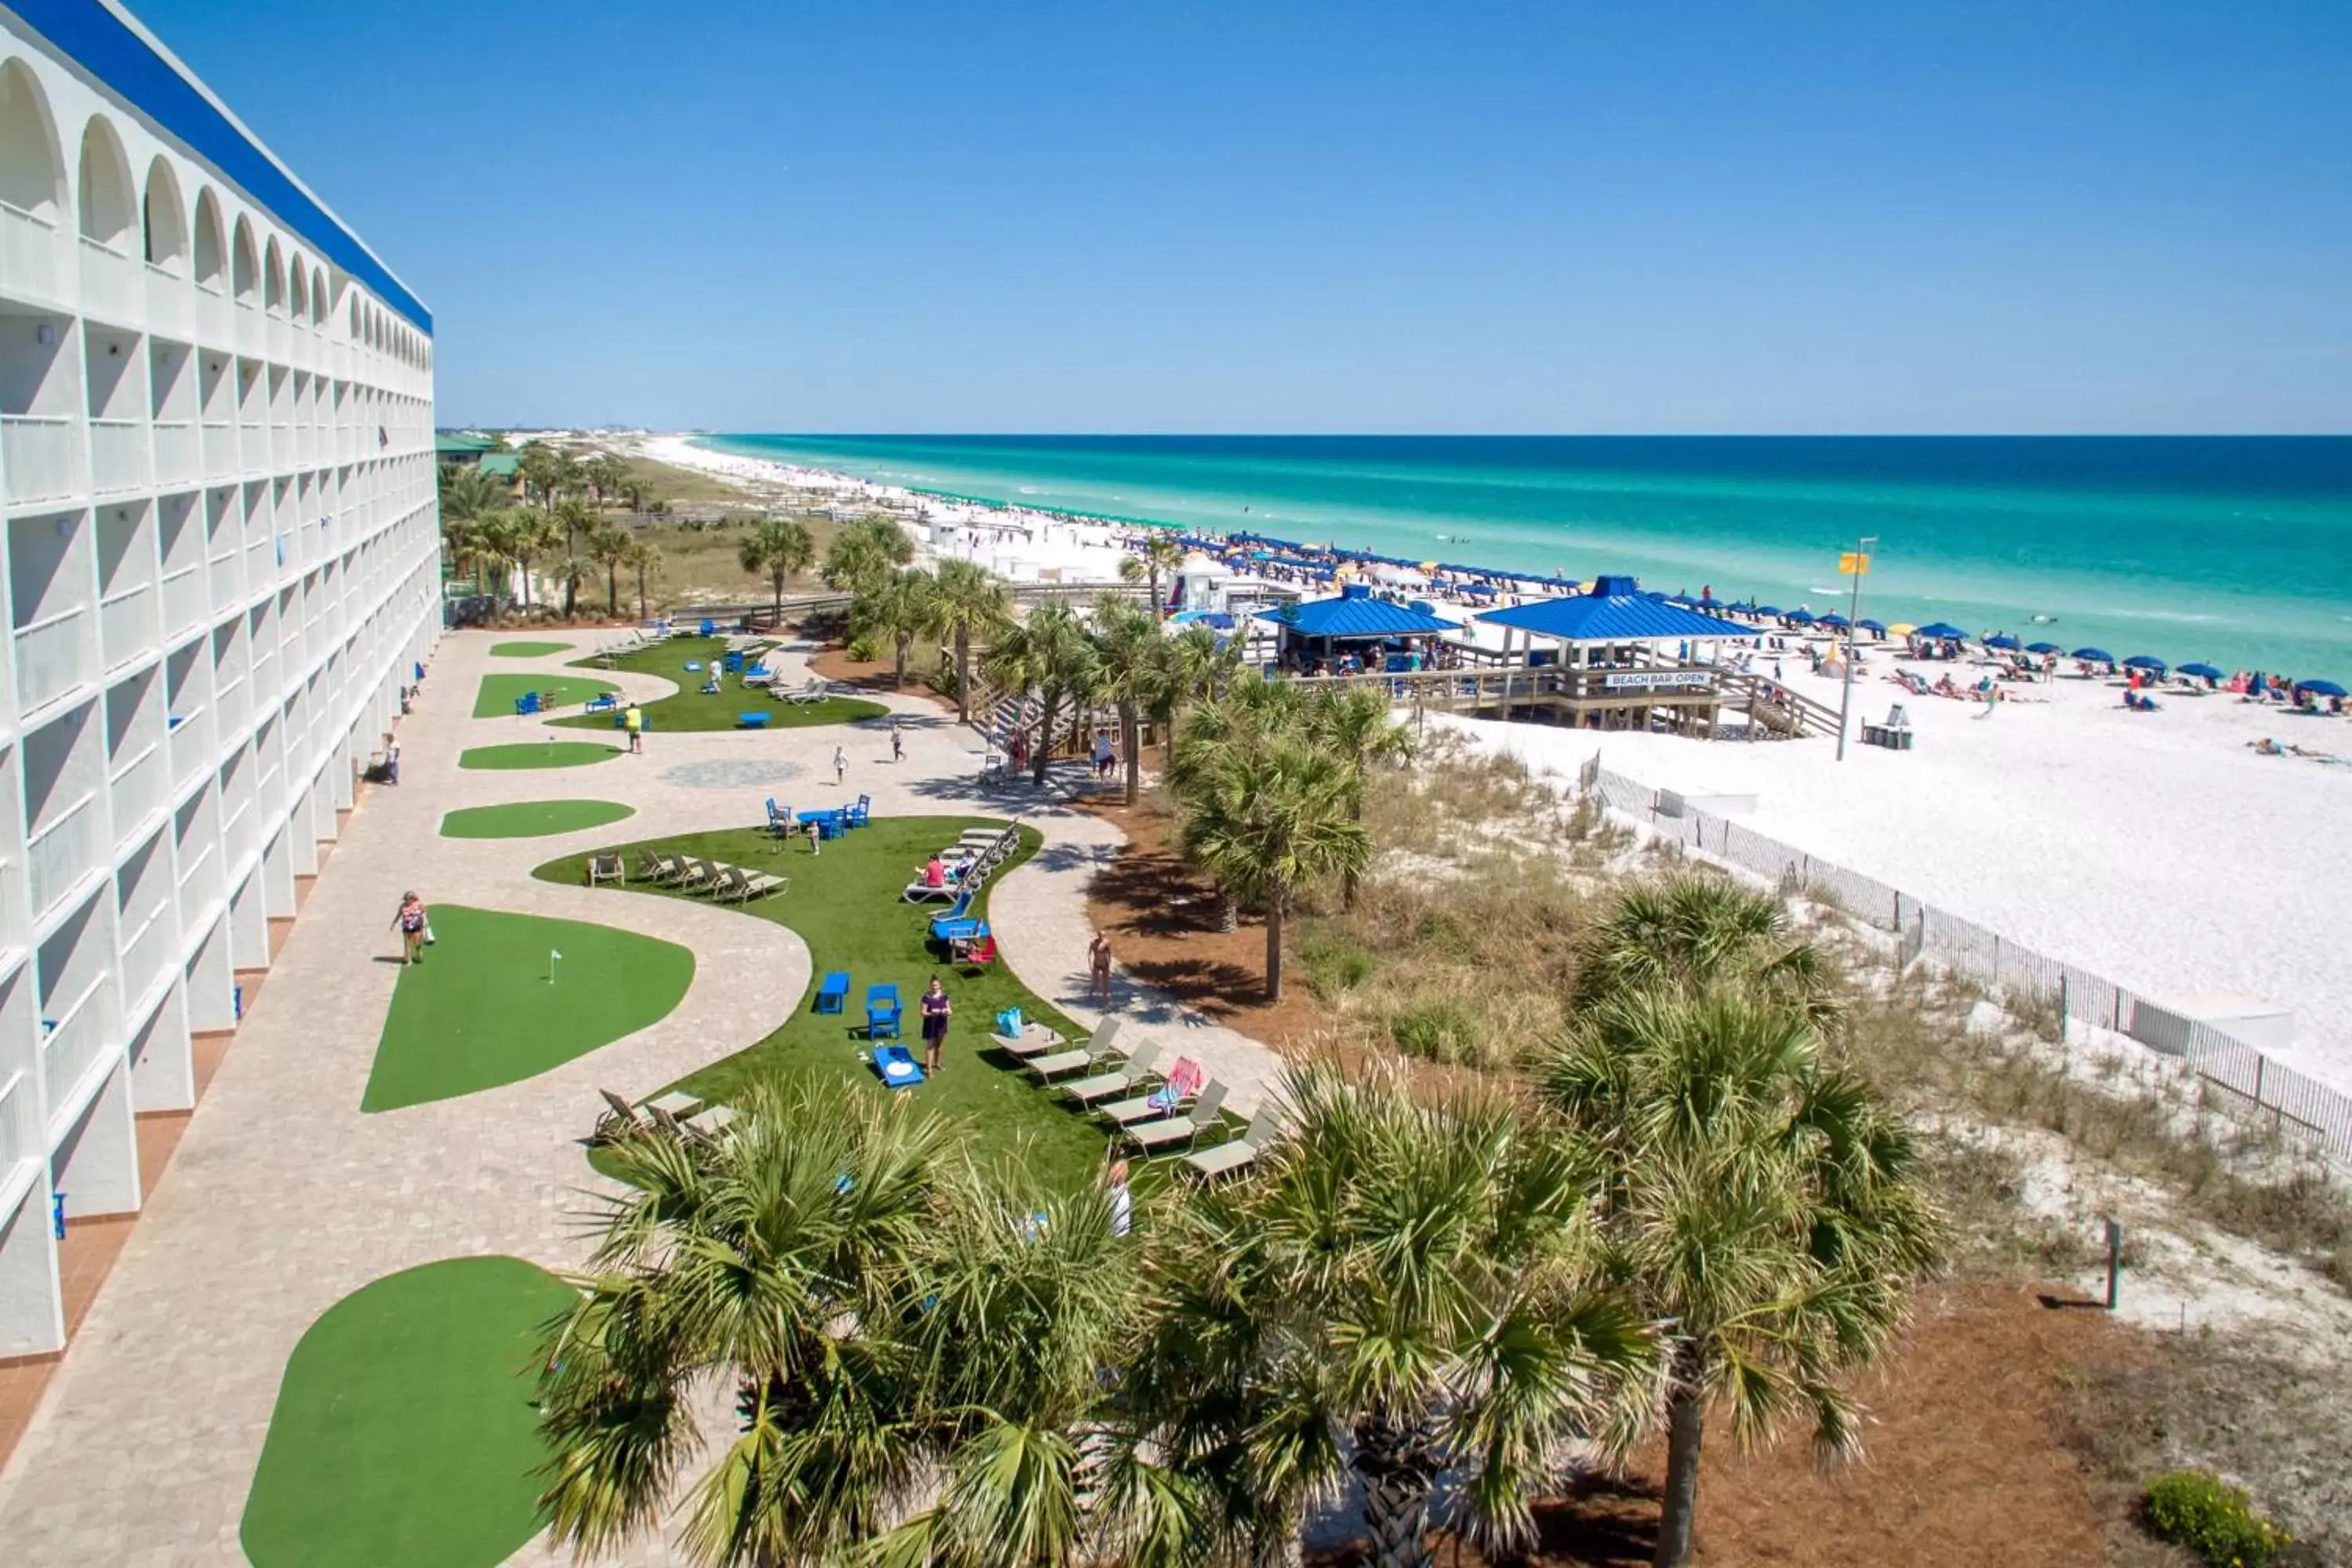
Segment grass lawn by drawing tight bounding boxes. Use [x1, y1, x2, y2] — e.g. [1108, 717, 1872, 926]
[554, 637, 887, 732]
[472, 671, 619, 719]
[534, 816, 1116, 1189]
[364, 904, 695, 1111]
[439, 799, 636, 839]
[488, 639, 574, 657]
[458, 741, 622, 771]
[241, 1256, 572, 1568]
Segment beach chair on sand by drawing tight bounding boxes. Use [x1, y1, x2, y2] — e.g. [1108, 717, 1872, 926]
[1183, 1105, 1284, 1181]
[586, 851, 626, 887]
[1059, 1040, 1160, 1108]
[1120, 1082, 1229, 1156]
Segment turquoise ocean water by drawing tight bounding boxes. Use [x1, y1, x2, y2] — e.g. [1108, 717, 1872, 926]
[702, 436, 2352, 679]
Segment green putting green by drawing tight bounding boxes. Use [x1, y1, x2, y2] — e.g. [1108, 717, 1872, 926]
[241, 1256, 573, 1568]
[439, 799, 636, 840]
[458, 741, 622, 771]
[364, 904, 694, 1111]
[488, 639, 574, 657]
[536, 817, 1114, 1188]
[554, 636, 887, 731]
[472, 671, 619, 718]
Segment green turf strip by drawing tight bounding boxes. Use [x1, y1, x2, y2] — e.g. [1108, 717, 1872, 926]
[457, 741, 622, 771]
[472, 671, 619, 718]
[488, 639, 573, 657]
[553, 635, 887, 731]
[364, 904, 694, 1111]
[241, 1256, 573, 1568]
[535, 817, 1112, 1189]
[439, 799, 636, 840]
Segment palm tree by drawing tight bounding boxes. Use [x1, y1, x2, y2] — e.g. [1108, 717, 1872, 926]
[822, 515, 915, 597]
[924, 558, 1012, 724]
[1306, 685, 1415, 910]
[516, 441, 565, 510]
[1541, 985, 1942, 1568]
[1570, 873, 1838, 1027]
[503, 506, 560, 610]
[1123, 1062, 1655, 1568]
[1176, 736, 1369, 999]
[738, 516, 816, 622]
[1118, 530, 1188, 618]
[984, 603, 1099, 786]
[1088, 596, 1163, 806]
[589, 525, 633, 617]
[850, 568, 937, 688]
[586, 452, 632, 506]
[438, 462, 507, 528]
[555, 494, 602, 558]
[625, 539, 662, 620]
[1165, 676, 1311, 933]
[535, 1075, 1159, 1568]
[553, 550, 593, 619]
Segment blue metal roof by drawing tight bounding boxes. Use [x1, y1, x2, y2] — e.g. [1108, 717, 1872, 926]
[1256, 586, 1459, 638]
[1477, 575, 1759, 642]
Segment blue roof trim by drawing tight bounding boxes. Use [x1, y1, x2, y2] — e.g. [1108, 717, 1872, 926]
[1479, 593, 1759, 642]
[11, 0, 431, 333]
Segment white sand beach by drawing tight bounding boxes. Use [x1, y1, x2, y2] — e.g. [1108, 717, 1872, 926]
[622, 432, 2352, 1094]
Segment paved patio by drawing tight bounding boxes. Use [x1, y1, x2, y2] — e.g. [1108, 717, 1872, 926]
[0, 628, 1282, 1566]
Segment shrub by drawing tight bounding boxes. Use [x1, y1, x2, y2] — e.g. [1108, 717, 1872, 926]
[2143, 1469, 2288, 1566]
[1388, 998, 1487, 1066]
[1298, 927, 1376, 998]
[845, 634, 883, 662]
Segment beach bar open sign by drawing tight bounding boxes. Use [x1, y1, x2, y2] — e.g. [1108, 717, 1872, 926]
[1602, 671, 1712, 691]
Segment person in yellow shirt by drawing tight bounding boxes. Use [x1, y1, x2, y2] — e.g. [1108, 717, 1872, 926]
[623, 704, 644, 753]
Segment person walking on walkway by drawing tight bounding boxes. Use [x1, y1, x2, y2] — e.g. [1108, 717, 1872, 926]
[891, 717, 906, 764]
[920, 977, 952, 1075]
[833, 744, 848, 786]
[1088, 930, 1115, 1007]
[624, 703, 644, 754]
[392, 891, 430, 967]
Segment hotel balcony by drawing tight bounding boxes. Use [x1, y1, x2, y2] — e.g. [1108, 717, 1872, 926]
[143, 263, 187, 339]
[76, 237, 139, 325]
[87, 417, 149, 495]
[13, 610, 92, 715]
[26, 795, 99, 922]
[0, 416, 82, 509]
[0, 201, 63, 304]
[151, 419, 198, 489]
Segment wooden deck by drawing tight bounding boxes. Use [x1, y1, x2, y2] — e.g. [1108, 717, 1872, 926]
[1280, 662, 1843, 739]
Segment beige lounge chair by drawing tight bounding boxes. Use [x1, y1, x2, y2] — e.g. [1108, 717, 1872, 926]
[1120, 1081, 1228, 1156]
[1183, 1105, 1283, 1181]
[586, 851, 626, 887]
[1060, 1040, 1161, 1107]
[716, 866, 786, 902]
[673, 857, 717, 894]
[637, 849, 683, 884]
[1019, 1017, 1118, 1073]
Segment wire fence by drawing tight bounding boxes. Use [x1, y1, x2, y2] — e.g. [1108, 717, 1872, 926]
[1579, 757, 2352, 1160]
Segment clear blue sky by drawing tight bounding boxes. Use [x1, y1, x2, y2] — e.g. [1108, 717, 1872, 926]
[134, 0, 2352, 434]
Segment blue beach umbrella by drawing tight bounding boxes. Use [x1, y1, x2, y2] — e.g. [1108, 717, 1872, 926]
[1785, 608, 1817, 625]
[1817, 612, 1850, 628]
[1857, 618, 1886, 633]
[2122, 655, 2167, 672]
[1984, 633, 2022, 651]
[1915, 621, 1969, 641]
[2071, 647, 2114, 663]
[2297, 678, 2348, 697]
[2026, 641, 2062, 655]
[2177, 662, 2225, 681]
[1753, 604, 1782, 618]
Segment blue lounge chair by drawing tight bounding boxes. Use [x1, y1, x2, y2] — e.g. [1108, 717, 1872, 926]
[585, 693, 617, 713]
[724, 652, 744, 673]
[815, 971, 850, 1013]
[870, 1043, 924, 1089]
[866, 983, 902, 1040]
[927, 889, 975, 934]
[934, 915, 987, 947]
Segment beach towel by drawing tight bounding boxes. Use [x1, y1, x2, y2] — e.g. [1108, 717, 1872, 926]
[1149, 1056, 1206, 1112]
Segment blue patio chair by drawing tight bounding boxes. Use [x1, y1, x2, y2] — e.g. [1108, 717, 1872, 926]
[514, 691, 540, 716]
[866, 983, 902, 1040]
[724, 652, 744, 673]
[765, 797, 792, 835]
[845, 793, 873, 828]
[699, 619, 716, 637]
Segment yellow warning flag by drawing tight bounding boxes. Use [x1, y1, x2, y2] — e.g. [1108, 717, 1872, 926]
[1838, 551, 1871, 576]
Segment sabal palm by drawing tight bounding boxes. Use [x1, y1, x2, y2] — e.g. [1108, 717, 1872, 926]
[503, 506, 560, 609]
[1307, 685, 1414, 909]
[1123, 1063, 1655, 1568]
[1571, 873, 1837, 1026]
[823, 516, 916, 597]
[556, 494, 602, 556]
[625, 539, 662, 619]
[1176, 736, 1367, 999]
[738, 517, 816, 620]
[924, 559, 1012, 724]
[984, 603, 1099, 786]
[588, 525, 634, 617]
[1118, 532, 1187, 617]
[1541, 991, 1941, 1568]
[851, 568, 938, 688]
[1089, 596, 1163, 805]
[536, 1076, 1152, 1568]
[438, 462, 506, 527]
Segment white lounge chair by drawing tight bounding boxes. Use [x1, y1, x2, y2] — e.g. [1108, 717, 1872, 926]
[1182, 1105, 1283, 1181]
[716, 866, 786, 902]
[1060, 1040, 1161, 1107]
[1121, 1081, 1228, 1156]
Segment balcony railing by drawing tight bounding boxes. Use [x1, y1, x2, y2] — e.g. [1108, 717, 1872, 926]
[27, 793, 99, 919]
[39, 981, 116, 1120]
[0, 200, 63, 301]
[118, 905, 171, 1009]
[209, 550, 243, 615]
[168, 707, 211, 788]
[2, 415, 85, 507]
[78, 234, 140, 322]
[143, 263, 188, 336]
[200, 418, 236, 480]
[234, 297, 260, 350]
[89, 417, 150, 493]
[151, 419, 199, 488]
[161, 562, 207, 634]
[194, 278, 229, 345]
[239, 421, 267, 476]
[110, 741, 165, 836]
[0, 1068, 30, 1178]
[175, 837, 218, 911]
[13, 607, 92, 713]
[100, 583, 158, 669]
[223, 797, 255, 862]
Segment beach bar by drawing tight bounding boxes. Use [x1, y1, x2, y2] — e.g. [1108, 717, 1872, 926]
[1258, 583, 1460, 674]
[1473, 577, 1766, 734]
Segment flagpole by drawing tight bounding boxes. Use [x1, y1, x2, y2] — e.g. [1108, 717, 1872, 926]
[1835, 535, 1877, 762]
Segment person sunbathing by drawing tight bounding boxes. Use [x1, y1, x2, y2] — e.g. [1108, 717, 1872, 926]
[2249, 737, 2285, 756]
[1933, 675, 1965, 699]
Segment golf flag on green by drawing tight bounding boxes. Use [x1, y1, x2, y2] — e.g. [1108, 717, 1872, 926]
[548, 948, 564, 984]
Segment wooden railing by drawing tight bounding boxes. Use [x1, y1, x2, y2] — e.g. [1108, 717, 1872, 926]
[1277, 661, 1844, 739]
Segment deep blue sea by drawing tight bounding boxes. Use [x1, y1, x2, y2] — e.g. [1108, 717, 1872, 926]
[702, 435, 2352, 679]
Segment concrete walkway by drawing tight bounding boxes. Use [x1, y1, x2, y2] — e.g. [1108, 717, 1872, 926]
[0, 628, 1282, 1566]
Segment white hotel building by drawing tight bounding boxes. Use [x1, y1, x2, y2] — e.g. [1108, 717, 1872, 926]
[0, 0, 440, 1351]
